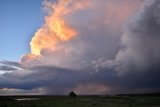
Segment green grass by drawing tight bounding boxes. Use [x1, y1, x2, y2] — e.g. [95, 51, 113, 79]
[0, 95, 160, 107]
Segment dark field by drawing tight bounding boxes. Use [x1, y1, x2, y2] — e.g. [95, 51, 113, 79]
[0, 94, 160, 107]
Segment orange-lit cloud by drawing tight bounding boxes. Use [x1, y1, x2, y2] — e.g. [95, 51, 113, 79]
[30, 0, 76, 55]
[21, 0, 143, 68]
[21, 0, 90, 67]
[30, 0, 91, 56]
[21, 54, 39, 67]
[73, 83, 110, 95]
[104, 0, 143, 26]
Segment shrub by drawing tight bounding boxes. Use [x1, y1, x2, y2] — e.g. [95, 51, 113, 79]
[69, 91, 76, 97]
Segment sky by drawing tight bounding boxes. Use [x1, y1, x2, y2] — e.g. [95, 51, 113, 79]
[0, 0, 43, 61]
[0, 0, 160, 95]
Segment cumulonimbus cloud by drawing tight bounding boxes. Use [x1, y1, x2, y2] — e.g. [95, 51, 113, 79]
[1, 0, 160, 95]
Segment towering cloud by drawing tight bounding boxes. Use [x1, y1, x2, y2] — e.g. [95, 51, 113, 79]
[1, 0, 160, 95]
[30, 0, 77, 56]
[21, 0, 142, 69]
[21, 0, 90, 68]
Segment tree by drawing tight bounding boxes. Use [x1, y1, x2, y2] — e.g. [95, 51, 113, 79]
[69, 91, 76, 97]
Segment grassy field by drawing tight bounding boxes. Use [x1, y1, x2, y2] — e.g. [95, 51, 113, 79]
[0, 95, 160, 107]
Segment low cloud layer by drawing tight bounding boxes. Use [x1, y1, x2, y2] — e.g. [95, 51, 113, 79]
[0, 0, 160, 95]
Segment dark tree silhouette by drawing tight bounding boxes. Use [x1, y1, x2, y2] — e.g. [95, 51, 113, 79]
[69, 91, 77, 97]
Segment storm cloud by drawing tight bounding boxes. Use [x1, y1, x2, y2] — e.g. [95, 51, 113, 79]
[0, 0, 160, 95]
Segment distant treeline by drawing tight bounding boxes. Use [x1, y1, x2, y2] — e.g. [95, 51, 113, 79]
[115, 93, 160, 97]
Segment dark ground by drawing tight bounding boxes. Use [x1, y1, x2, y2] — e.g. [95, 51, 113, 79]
[0, 94, 160, 107]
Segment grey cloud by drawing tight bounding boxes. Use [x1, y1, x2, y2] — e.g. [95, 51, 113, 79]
[0, 61, 22, 73]
[0, 65, 18, 71]
[0, 66, 79, 91]
[1, 0, 160, 95]
[0, 63, 160, 94]
[115, 0, 160, 74]
[0, 64, 114, 94]
[0, 60, 22, 68]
